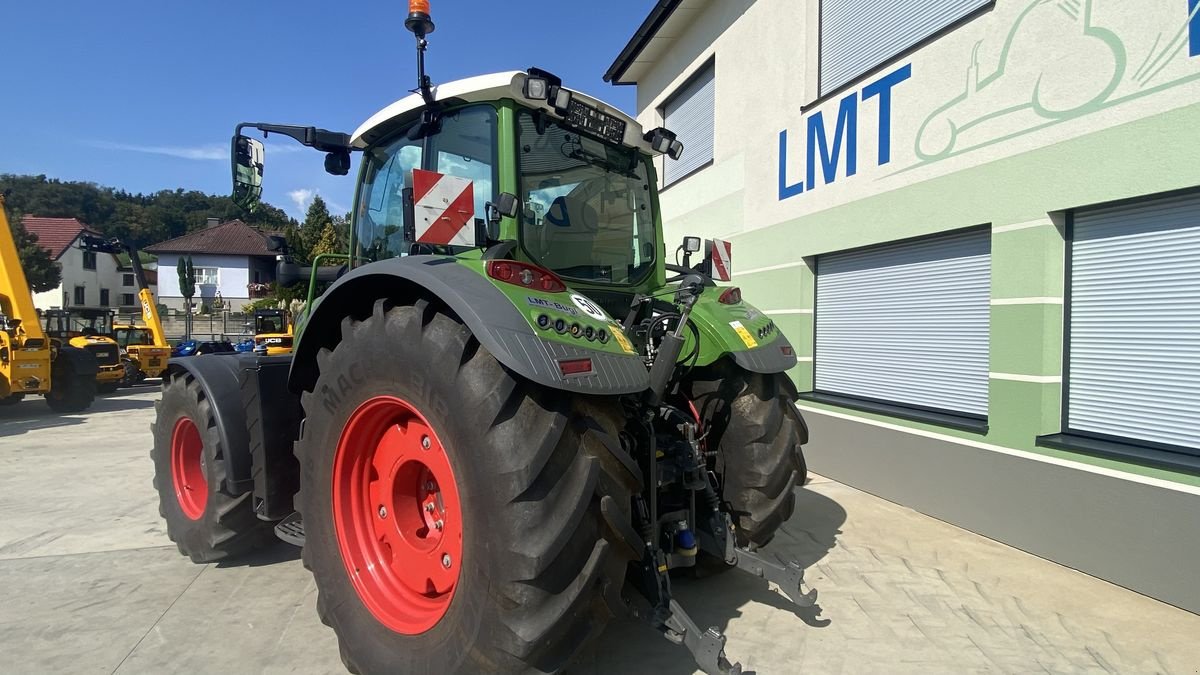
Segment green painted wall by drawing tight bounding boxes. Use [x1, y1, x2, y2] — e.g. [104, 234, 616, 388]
[665, 104, 1200, 488]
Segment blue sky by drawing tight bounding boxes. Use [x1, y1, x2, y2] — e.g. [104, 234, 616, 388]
[0, 1, 648, 220]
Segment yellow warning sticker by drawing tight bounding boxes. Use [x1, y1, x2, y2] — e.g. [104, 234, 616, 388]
[729, 320, 758, 348]
[610, 325, 636, 354]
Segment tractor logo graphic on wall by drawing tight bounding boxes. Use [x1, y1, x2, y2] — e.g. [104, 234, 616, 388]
[915, 0, 1200, 162]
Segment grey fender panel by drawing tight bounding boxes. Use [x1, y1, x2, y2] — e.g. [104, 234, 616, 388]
[166, 353, 254, 494]
[290, 256, 650, 395]
[731, 334, 799, 374]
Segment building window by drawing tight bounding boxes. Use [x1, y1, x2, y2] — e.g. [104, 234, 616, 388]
[194, 267, 220, 285]
[820, 0, 990, 96]
[812, 227, 991, 420]
[660, 60, 715, 187]
[121, 293, 136, 306]
[82, 250, 97, 270]
[123, 273, 135, 286]
[1063, 191, 1200, 455]
[73, 286, 86, 305]
[99, 289, 110, 306]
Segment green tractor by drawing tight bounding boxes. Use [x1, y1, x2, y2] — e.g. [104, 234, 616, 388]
[150, 4, 811, 673]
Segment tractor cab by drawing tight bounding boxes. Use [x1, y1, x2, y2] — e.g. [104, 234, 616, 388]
[113, 324, 156, 348]
[252, 308, 293, 356]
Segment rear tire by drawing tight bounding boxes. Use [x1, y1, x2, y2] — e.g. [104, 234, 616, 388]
[295, 298, 641, 675]
[45, 351, 96, 413]
[150, 370, 274, 563]
[687, 361, 808, 548]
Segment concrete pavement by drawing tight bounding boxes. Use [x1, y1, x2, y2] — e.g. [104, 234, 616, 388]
[2, 387, 1198, 674]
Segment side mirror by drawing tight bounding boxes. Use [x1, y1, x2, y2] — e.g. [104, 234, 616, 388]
[324, 149, 351, 176]
[231, 135, 264, 210]
[488, 192, 520, 222]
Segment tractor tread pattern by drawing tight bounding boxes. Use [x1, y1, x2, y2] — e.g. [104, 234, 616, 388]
[151, 371, 274, 563]
[295, 298, 638, 675]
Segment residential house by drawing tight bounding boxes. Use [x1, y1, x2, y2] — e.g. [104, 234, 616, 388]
[23, 216, 139, 311]
[145, 218, 277, 311]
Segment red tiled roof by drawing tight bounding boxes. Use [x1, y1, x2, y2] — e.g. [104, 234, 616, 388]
[21, 217, 103, 260]
[144, 220, 275, 256]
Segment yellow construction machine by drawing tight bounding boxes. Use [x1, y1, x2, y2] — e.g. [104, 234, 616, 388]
[80, 235, 172, 383]
[41, 307, 124, 393]
[0, 195, 98, 410]
[251, 307, 293, 356]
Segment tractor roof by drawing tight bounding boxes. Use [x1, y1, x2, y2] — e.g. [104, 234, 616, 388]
[352, 71, 653, 154]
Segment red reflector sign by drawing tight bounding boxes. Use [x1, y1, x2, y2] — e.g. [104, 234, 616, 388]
[412, 169, 475, 246]
[710, 238, 732, 281]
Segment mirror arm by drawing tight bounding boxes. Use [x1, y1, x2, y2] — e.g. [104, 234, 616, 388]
[236, 122, 354, 153]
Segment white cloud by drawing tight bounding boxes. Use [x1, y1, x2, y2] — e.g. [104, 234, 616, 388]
[86, 140, 227, 161]
[288, 188, 315, 214]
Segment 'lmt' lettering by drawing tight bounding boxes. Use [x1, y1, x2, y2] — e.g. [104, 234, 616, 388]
[778, 64, 912, 200]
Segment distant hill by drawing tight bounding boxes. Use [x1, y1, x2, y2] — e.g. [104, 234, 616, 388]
[0, 174, 296, 249]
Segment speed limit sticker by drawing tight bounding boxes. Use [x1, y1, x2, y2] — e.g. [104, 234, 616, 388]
[570, 294, 608, 321]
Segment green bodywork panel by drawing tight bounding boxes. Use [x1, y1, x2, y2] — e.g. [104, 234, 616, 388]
[683, 291, 782, 366]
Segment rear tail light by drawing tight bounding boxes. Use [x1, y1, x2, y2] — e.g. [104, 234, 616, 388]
[486, 260, 567, 293]
[718, 287, 742, 305]
[558, 358, 593, 376]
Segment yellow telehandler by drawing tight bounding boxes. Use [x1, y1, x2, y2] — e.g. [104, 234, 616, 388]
[0, 195, 98, 410]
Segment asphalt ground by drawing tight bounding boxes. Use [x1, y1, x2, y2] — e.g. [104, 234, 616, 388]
[2, 386, 1199, 674]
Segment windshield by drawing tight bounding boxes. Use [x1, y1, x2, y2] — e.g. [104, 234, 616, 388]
[518, 111, 656, 285]
[355, 105, 497, 261]
[115, 328, 152, 347]
[47, 311, 113, 337]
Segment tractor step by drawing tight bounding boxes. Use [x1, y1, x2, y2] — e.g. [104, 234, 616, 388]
[274, 511, 305, 547]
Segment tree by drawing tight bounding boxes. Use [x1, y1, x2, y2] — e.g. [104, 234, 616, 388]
[6, 211, 61, 293]
[298, 195, 332, 263]
[310, 222, 341, 258]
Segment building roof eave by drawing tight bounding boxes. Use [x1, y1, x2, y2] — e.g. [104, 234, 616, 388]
[604, 0, 685, 86]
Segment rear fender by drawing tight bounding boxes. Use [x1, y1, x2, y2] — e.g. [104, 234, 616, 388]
[687, 293, 798, 374]
[289, 256, 650, 396]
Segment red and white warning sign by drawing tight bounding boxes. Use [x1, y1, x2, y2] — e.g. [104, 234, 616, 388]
[412, 169, 476, 246]
[709, 238, 732, 281]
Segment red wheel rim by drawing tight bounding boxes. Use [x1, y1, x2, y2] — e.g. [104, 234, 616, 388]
[170, 417, 208, 520]
[333, 396, 463, 634]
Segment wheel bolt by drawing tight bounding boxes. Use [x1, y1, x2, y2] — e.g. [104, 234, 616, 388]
[421, 435, 431, 449]
[442, 553, 452, 568]
[425, 481, 435, 491]
[434, 519, 444, 530]
[425, 503, 435, 512]
[378, 506, 387, 519]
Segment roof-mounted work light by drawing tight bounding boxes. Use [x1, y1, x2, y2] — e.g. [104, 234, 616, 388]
[643, 127, 685, 160]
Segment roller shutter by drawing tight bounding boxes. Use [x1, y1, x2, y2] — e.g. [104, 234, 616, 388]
[662, 63, 714, 185]
[815, 228, 991, 416]
[820, 0, 990, 95]
[1067, 192, 1200, 452]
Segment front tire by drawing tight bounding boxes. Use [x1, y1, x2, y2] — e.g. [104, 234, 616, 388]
[150, 370, 274, 562]
[296, 298, 640, 675]
[45, 351, 96, 413]
[687, 361, 808, 548]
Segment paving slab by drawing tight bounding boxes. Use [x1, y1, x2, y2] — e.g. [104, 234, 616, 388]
[2, 387, 1199, 674]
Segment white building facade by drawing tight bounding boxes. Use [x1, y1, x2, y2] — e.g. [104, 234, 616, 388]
[608, 0, 1200, 612]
